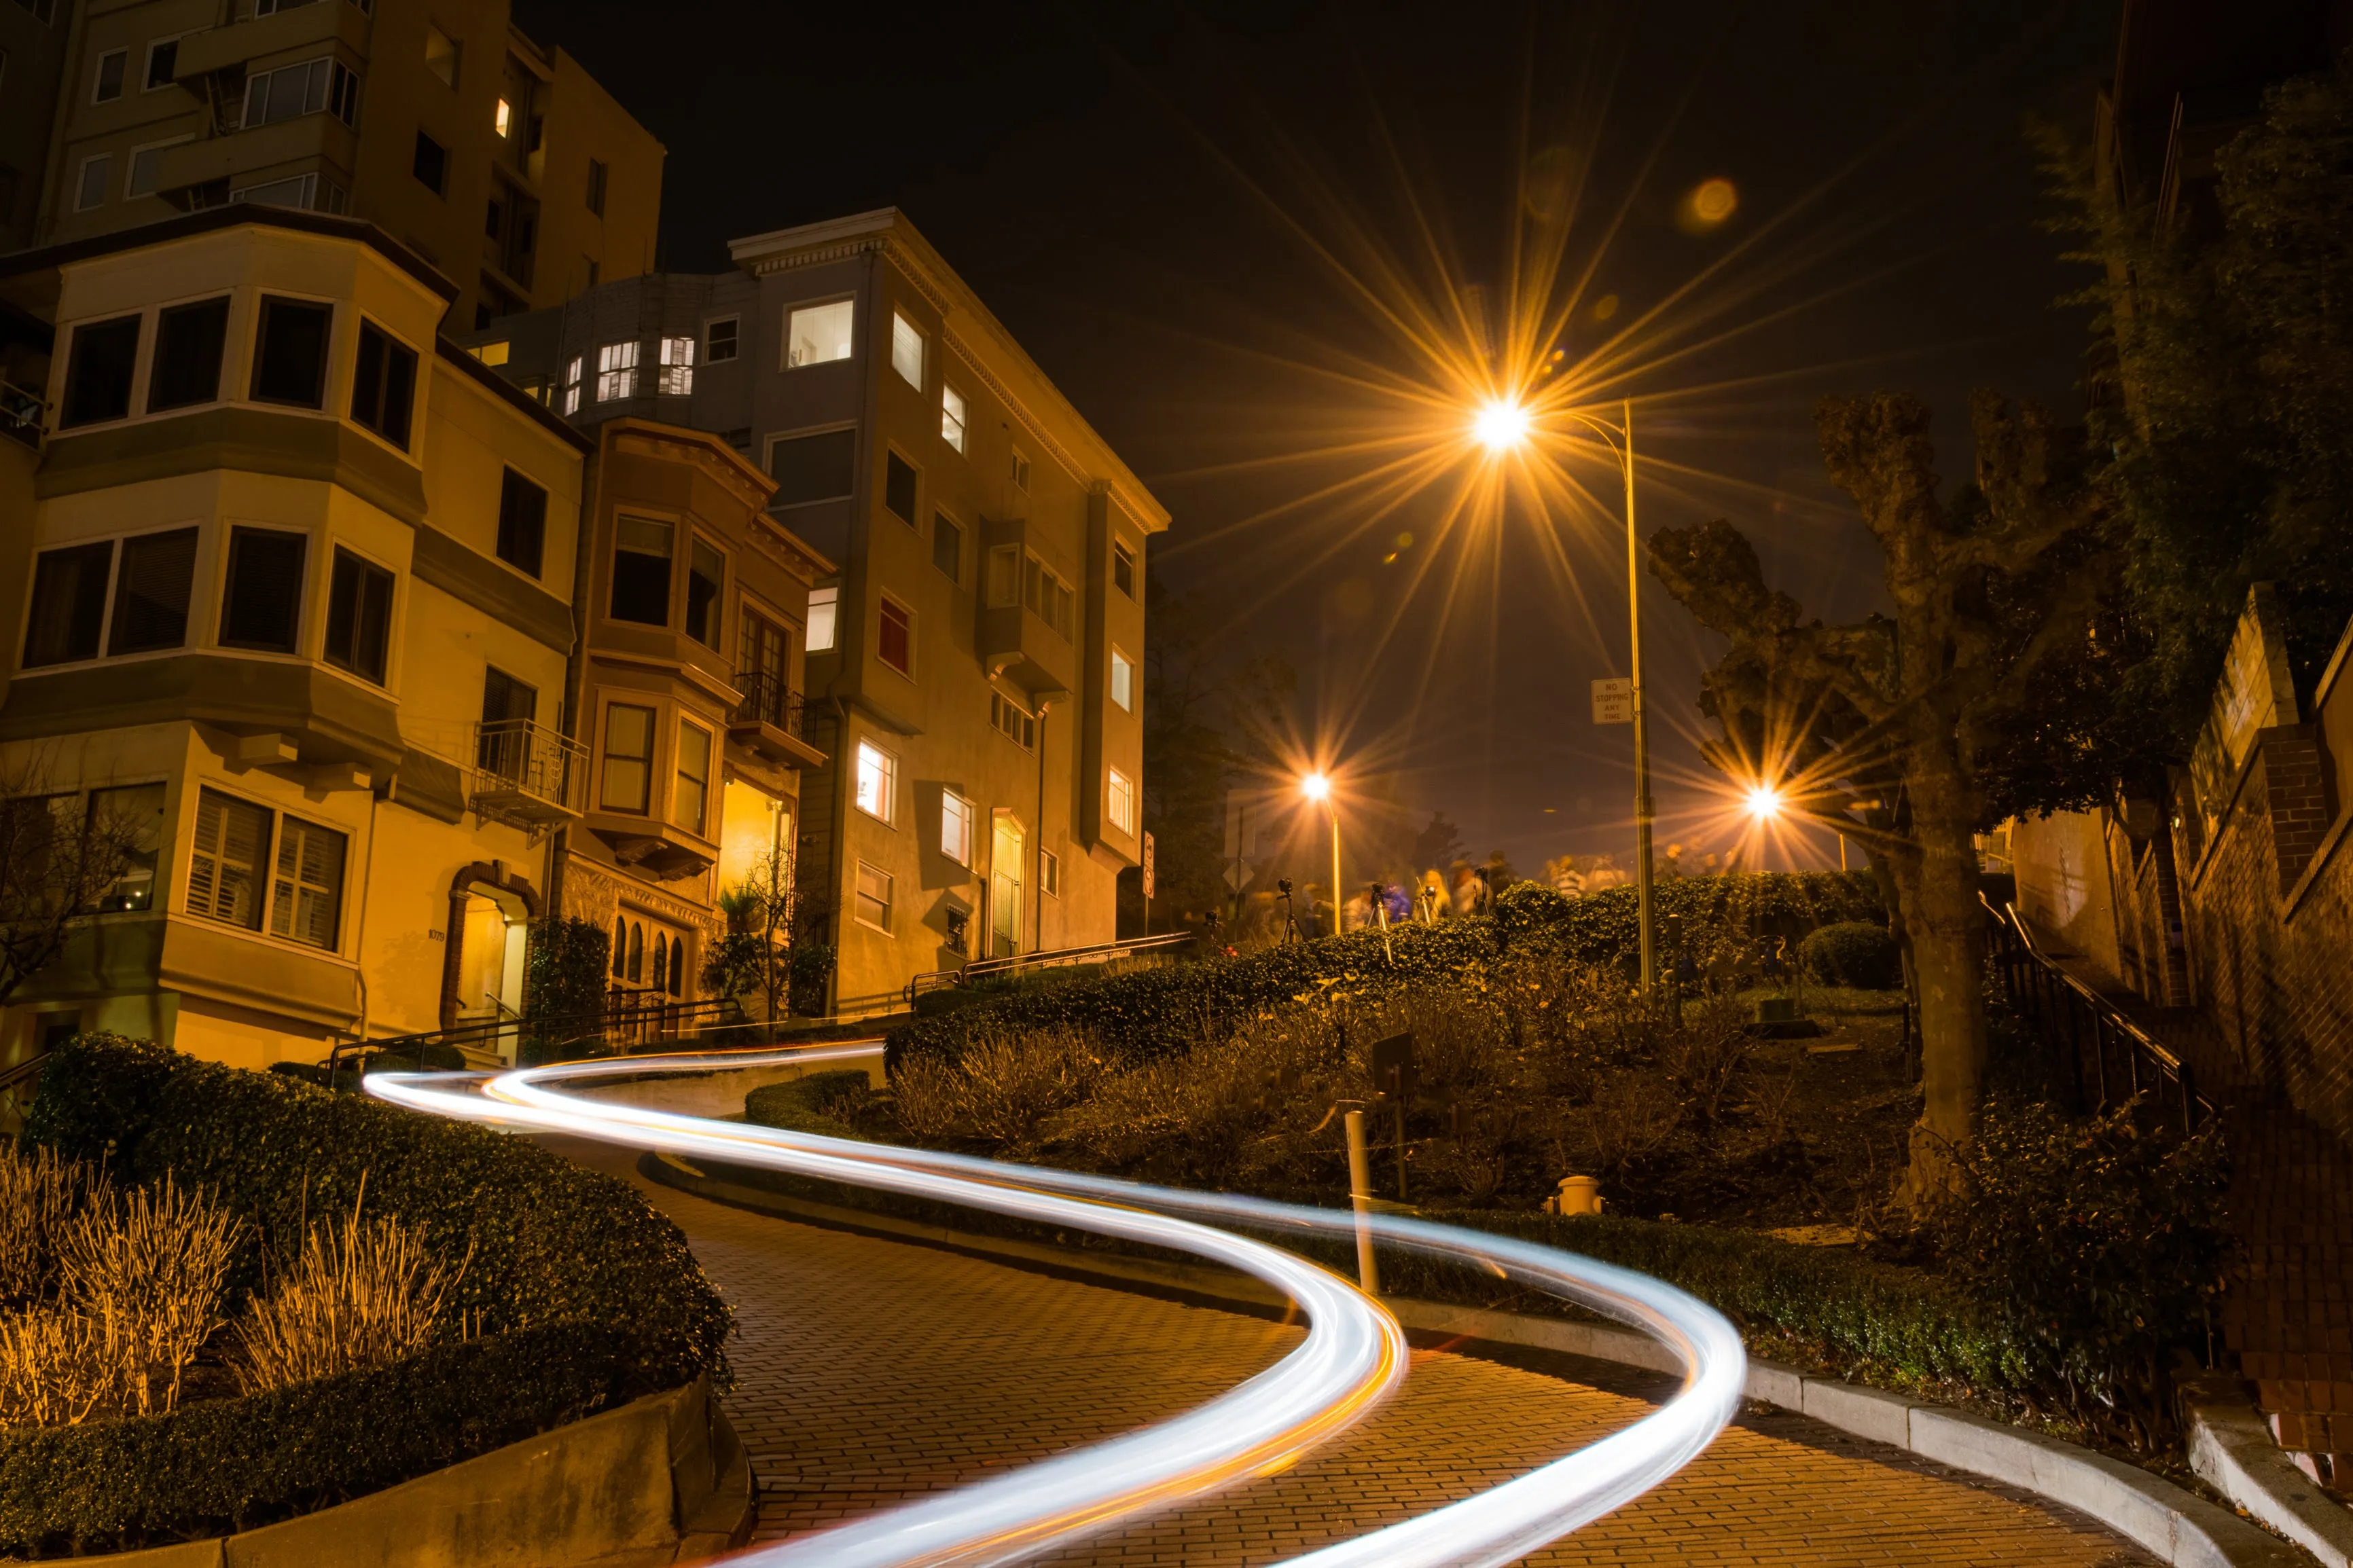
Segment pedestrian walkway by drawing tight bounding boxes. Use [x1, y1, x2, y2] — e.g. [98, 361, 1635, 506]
[552, 1136, 2157, 1565]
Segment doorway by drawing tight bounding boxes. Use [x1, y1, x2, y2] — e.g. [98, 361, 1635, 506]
[454, 889, 528, 1025]
[990, 814, 1024, 958]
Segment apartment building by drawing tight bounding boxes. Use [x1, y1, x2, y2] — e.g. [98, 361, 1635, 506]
[0, 205, 600, 1070]
[26, 0, 661, 331]
[461, 208, 1168, 1013]
[1, 0, 74, 253]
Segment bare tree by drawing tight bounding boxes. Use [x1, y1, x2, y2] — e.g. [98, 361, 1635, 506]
[0, 759, 145, 1010]
[1649, 391, 2111, 1197]
[707, 844, 795, 1022]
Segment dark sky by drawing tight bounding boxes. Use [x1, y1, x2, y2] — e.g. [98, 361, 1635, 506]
[516, 0, 2120, 879]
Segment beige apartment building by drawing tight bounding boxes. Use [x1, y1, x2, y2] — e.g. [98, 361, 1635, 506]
[26, 0, 661, 331]
[461, 209, 1168, 1014]
[0, 204, 599, 1071]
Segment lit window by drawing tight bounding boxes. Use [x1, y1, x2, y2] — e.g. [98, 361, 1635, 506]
[658, 335, 694, 395]
[941, 792, 973, 866]
[878, 597, 912, 676]
[854, 860, 892, 931]
[1114, 539, 1137, 599]
[807, 585, 838, 652]
[600, 704, 654, 813]
[1040, 848, 1061, 899]
[1110, 648, 1134, 712]
[561, 356, 582, 415]
[706, 316, 738, 363]
[787, 299, 854, 367]
[471, 340, 510, 367]
[494, 96, 512, 136]
[188, 789, 268, 930]
[596, 341, 638, 401]
[1108, 769, 1136, 835]
[269, 814, 346, 949]
[855, 741, 895, 824]
[674, 720, 711, 835]
[891, 312, 924, 389]
[941, 384, 967, 452]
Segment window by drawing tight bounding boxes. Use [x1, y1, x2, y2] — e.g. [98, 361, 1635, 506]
[611, 915, 626, 977]
[586, 158, 607, 216]
[22, 543, 111, 667]
[1108, 769, 1136, 835]
[221, 528, 306, 653]
[656, 335, 694, 395]
[560, 355, 582, 415]
[424, 24, 458, 87]
[609, 517, 672, 625]
[90, 784, 166, 913]
[674, 720, 711, 834]
[108, 528, 198, 655]
[766, 427, 856, 506]
[250, 296, 331, 407]
[985, 544, 1020, 608]
[323, 548, 393, 683]
[941, 792, 973, 866]
[1114, 539, 1137, 599]
[126, 136, 189, 198]
[493, 96, 511, 136]
[854, 860, 892, 931]
[349, 321, 417, 449]
[854, 741, 895, 824]
[147, 297, 228, 412]
[1025, 555, 1075, 640]
[269, 814, 345, 948]
[941, 384, 967, 452]
[599, 704, 654, 813]
[94, 48, 125, 101]
[877, 597, 912, 676]
[188, 789, 269, 931]
[1040, 847, 1061, 899]
[246, 58, 357, 128]
[807, 585, 838, 652]
[1011, 450, 1031, 492]
[890, 312, 924, 389]
[705, 316, 738, 363]
[412, 130, 448, 195]
[685, 537, 723, 648]
[497, 469, 547, 576]
[16, 0, 54, 24]
[60, 314, 140, 429]
[884, 451, 916, 524]
[596, 340, 637, 401]
[933, 512, 962, 582]
[1111, 647, 1134, 712]
[478, 665, 535, 771]
[625, 921, 643, 980]
[73, 154, 109, 211]
[232, 172, 344, 213]
[471, 340, 509, 367]
[585, 258, 599, 287]
[787, 299, 854, 368]
[989, 691, 1035, 751]
[143, 37, 178, 89]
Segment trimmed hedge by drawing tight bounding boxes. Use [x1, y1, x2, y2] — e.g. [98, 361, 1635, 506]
[891, 871, 1882, 1069]
[1799, 922, 1903, 989]
[7, 1036, 730, 1556]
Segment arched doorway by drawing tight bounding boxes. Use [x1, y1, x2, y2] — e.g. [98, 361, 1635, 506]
[439, 863, 540, 1051]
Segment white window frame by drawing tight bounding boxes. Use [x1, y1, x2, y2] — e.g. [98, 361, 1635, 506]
[876, 592, 914, 679]
[941, 384, 967, 453]
[1040, 847, 1061, 899]
[784, 297, 855, 369]
[560, 354, 582, 415]
[1108, 768, 1136, 836]
[73, 153, 111, 212]
[656, 334, 694, 395]
[852, 860, 893, 933]
[1110, 646, 1135, 712]
[806, 584, 838, 652]
[854, 740, 896, 826]
[890, 312, 924, 390]
[1010, 450, 1031, 492]
[92, 46, 126, 103]
[941, 791, 973, 867]
[124, 134, 193, 199]
[142, 35, 185, 93]
[704, 315, 739, 363]
[596, 340, 639, 401]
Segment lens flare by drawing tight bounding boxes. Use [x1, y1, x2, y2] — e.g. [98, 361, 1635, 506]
[1744, 784, 1783, 820]
[1300, 771, 1333, 801]
[1473, 400, 1530, 452]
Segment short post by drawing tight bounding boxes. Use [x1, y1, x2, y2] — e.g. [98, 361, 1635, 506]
[1344, 1108, 1380, 1295]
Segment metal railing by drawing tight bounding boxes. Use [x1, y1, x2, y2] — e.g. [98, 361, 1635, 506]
[1983, 894, 2211, 1131]
[1, 382, 43, 448]
[730, 670, 807, 737]
[324, 992, 759, 1084]
[471, 718, 588, 820]
[0, 1052, 47, 1133]
[906, 930, 1197, 1002]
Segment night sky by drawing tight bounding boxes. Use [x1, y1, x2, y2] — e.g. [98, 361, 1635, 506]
[514, 0, 2119, 880]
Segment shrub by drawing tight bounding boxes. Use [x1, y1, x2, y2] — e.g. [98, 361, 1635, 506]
[53, 1174, 239, 1417]
[1799, 922, 1901, 989]
[6, 1034, 729, 1554]
[0, 1142, 103, 1309]
[231, 1197, 459, 1395]
[743, 1071, 876, 1140]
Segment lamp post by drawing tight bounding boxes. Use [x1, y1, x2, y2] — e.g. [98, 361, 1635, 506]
[1301, 771, 1342, 936]
[1477, 397, 1655, 991]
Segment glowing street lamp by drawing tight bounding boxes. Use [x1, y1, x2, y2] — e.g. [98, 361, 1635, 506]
[1744, 783, 1784, 822]
[1301, 771, 1343, 937]
[1475, 397, 1658, 992]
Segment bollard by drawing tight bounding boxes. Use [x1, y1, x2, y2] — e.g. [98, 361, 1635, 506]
[1344, 1108, 1380, 1294]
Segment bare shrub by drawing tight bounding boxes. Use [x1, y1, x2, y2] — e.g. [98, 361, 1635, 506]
[231, 1197, 459, 1395]
[1557, 1073, 1684, 1184]
[888, 1054, 965, 1142]
[0, 1309, 116, 1427]
[1657, 995, 1751, 1125]
[0, 1140, 108, 1307]
[890, 1027, 1102, 1151]
[54, 1173, 240, 1417]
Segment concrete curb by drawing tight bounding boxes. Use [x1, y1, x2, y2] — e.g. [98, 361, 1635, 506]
[2183, 1374, 2353, 1568]
[645, 1153, 2308, 1567]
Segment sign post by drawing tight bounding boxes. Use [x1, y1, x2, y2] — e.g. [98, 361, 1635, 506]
[1140, 831, 1155, 934]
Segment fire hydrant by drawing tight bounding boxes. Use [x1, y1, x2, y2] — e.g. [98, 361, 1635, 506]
[1545, 1175, 1604, 1216]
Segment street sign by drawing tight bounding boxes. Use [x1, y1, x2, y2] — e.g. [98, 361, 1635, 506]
[1369, 1030, 1417, 1102]
[1222, 857, 1251, 892]
[1141, 831, 1155, 900]
[1591, 677, 1634, 725]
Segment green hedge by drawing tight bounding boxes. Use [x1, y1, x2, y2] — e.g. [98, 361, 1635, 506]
[890, 871, 1882, 1068]
[8, 1036, 730, 1555]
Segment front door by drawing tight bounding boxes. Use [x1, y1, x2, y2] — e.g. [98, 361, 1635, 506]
[738, 610, 789, 725]
[990, 816, 1024, 958]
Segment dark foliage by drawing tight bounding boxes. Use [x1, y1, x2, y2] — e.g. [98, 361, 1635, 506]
[1799, 922, 1903, 989]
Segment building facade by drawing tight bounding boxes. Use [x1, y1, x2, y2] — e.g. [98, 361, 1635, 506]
[24, 0, 662, 331]
[461, 209, 1167, 1013]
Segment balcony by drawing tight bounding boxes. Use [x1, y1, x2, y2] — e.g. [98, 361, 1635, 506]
[173, 1, 372, 84]
[1, 384, 42, 450]
[155, 115, 356, 198]
[726, 670, 825, 768]
[470, 719, 586, 826]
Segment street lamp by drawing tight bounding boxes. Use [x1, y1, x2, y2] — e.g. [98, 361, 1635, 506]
[1301, 771, 1342, 937]
[1475, 397, 1657, 992]
[1744, 783, 1784, 822]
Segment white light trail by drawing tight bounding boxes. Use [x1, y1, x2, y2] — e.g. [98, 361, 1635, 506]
[370, 1044, 1742, 1567]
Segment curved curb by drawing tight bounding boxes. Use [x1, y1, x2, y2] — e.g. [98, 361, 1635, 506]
[2183, 1374, 2353, 1568]
[642, 1152, 2306, 1568]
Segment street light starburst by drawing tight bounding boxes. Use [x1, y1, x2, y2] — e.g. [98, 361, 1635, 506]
[1473, 399, 1530, 452]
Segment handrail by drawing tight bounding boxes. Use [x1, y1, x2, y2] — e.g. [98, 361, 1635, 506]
[1981, 894, 2211, 1131]
[905, 930, 1197, 1002]
[0, 1051, 46, 1097]
[324, 993, 755, 1084]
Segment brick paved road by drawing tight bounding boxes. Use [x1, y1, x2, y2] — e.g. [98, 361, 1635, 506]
[554, 1139, 2153, 1565]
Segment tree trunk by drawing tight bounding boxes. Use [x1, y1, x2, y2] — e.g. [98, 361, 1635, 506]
[1900, 766, 1991, 1201]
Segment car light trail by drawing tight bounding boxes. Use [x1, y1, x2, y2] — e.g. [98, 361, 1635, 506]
[370, 1044, 1742, 1567]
